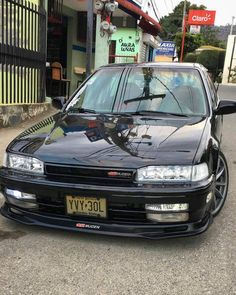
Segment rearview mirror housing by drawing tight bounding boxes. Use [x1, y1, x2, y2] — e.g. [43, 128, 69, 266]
[52, 97, 65, 110]
[215, 100, 236, 115]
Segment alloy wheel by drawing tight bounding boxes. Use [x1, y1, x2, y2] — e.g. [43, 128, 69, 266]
[212, 152, 229, 216]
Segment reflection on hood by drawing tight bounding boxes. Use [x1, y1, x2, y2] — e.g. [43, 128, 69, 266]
[8, 113, 207, 168]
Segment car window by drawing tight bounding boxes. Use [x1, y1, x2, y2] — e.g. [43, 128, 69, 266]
[119, 67, 207, 116]
[67, 68, 123, 112]
[206, 73, 218, 107]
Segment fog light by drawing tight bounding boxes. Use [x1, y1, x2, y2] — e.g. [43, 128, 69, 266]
[206, 192, 213, 203]
[7, 197, 38, 209]
[5, 188, 36, 200]
[145, 203, 189, 212]
[5, 188, 38, 209]
[147, 213, 189, 223]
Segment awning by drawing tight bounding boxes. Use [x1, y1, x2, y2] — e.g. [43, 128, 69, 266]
[116, 0, 161, 36]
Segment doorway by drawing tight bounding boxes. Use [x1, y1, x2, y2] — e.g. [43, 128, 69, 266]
[46, 15, 68, 97]
[47, 16, 68, 70]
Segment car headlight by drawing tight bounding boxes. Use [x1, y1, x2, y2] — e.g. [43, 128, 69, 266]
[4, 153, 44, 174]
[3, 152, 7, 167]
[136, 163, 209, 183]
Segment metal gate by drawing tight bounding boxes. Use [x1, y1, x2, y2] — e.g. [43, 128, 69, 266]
[140, 43, 148, 62]
[0, 0, 46, 105]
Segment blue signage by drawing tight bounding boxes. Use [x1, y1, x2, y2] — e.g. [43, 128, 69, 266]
[155, 41, 176, 57]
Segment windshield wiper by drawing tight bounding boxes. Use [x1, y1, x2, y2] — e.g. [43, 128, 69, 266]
[124, 94, 166, 104]
[66, 107, 97, 114]
[131, 110, 189, 117]
[152, 76, 184, 114]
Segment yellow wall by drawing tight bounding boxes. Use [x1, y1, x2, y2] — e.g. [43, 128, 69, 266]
[0, 0, 40, 105]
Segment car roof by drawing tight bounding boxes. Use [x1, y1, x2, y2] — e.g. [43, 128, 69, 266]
[100, 62, 207, 72]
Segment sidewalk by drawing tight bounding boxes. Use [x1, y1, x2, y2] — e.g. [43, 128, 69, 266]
[0, 109, 56, 166]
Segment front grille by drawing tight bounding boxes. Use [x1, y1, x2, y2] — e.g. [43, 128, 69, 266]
[45, 164, 135, 186]
[36, 195, 149, 224]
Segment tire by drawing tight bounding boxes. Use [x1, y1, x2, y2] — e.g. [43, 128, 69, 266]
[212, 151, 229, 217]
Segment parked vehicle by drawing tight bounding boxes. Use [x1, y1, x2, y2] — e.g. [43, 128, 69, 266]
[1, 63, 236, 239]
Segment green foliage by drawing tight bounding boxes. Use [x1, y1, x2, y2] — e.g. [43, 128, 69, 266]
[184, 52, 198, 62]
[196, 50, 226, 81]
[197, 50, 219, 71]
[160, 1, 223, 55]
[201, 27, 225, 48]
[174, 32, 204, 57]
[160, 1, 206, 39]
[229, 66, 236, 83]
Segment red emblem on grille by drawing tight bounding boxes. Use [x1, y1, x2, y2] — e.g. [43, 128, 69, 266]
[108, 171, 119, 177]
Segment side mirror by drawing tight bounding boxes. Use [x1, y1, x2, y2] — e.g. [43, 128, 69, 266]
[215, 100, 236, 115]
[52, 97, 65, 110]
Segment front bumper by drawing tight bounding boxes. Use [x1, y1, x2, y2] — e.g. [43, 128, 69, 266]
[0, 169, 214, 239]
[1, 203, 212, 239]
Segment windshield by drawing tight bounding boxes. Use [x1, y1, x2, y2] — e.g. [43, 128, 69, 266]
[67, 68, 123, 113]
[66, 67, 207, 116]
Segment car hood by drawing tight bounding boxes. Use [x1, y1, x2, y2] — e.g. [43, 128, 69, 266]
[8, 112, 207, 168]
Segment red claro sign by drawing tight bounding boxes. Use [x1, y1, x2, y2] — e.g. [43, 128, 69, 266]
[188, 10, 216, 26]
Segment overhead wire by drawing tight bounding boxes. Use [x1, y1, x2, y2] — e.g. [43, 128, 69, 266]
[163, 0, 172, 15]
[150, 0, 161, 22]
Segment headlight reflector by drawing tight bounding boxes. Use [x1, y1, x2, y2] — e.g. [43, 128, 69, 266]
[5, 153, 44, 174]
[136, 163, 208, 183]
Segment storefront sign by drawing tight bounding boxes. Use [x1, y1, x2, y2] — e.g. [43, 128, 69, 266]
[190, 25, 201, 34]
[188, 10, 216, 26]
[120, 41, 136, 53]
[155, 41, 176, 61]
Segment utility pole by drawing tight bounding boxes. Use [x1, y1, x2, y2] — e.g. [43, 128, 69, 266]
[86, 0, 94, 78]
[182, 0, 187, 32]
[230, 16, 235, 35]
[180, 0, 187, 62]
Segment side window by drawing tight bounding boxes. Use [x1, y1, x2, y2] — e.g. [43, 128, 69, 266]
[206, 73, 218, 107]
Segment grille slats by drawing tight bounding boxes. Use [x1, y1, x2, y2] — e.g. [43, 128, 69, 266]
[45, 164, 135, 186]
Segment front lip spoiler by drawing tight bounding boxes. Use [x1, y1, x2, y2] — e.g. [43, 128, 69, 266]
[1, 203, 213, 239]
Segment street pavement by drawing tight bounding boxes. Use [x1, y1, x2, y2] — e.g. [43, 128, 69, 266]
[0, 85, 236, 295]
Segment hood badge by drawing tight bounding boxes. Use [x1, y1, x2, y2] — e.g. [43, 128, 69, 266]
[108, 171, 132, 178]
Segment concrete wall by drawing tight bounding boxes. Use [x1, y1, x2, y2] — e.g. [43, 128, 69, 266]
[222, 35, 236, 84]
[0, 103, 52, 128]
[94, 15, 109, 69]
[63, 5, 95, 93]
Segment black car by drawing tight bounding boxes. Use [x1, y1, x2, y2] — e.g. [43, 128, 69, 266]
[1, 63, 236, 239]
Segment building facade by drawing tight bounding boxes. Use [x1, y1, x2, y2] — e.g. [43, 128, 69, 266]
[0, 0, 161, 127]
[222, 35, 236, 84]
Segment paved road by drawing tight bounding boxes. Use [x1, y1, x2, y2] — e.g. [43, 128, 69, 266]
[1, 86, 236, 295]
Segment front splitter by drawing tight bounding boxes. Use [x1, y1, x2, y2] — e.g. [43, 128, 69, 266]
[1, 203, 213, 239]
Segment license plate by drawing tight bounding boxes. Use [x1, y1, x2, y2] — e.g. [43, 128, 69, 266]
[66, 196, 107, 218]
